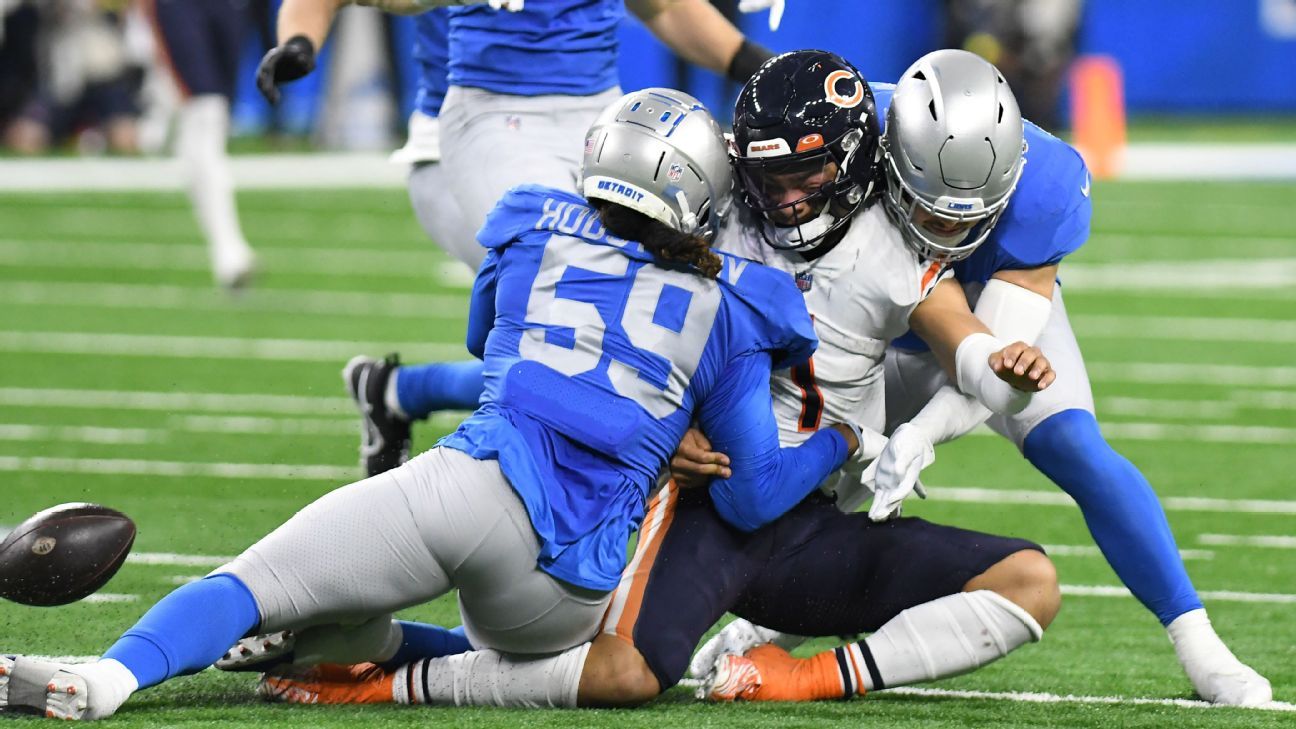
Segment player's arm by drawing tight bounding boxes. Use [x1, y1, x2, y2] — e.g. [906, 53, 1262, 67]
[627, 0, 774, 83]
[465, 249, 501, 359]
[698, 351, 860, 532]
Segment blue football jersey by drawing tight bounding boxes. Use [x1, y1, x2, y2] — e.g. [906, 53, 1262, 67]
[440, 186, 851, 590]
[871, 83, 1093, 351]
[413, 10, 451, 118]
[446, 0, 621, 96]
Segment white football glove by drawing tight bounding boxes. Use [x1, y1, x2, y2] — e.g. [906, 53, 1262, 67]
[864, 423, 934, 522]
[486, 0, 524, 10]
[738, 0, 785, 31]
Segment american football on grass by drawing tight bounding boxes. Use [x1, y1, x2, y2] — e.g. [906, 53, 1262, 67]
[0, 503, 136, 606]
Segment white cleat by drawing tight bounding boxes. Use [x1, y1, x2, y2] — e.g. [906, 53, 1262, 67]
[212, 243, 258, 292]
[688, 618, 791, 680]
[217, 630, 296, 673]
[1168, 609, 1272, 706]
[0, 655, 91, 720]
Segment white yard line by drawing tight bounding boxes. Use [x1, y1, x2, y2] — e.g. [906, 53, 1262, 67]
[0, 331, 464, 363]
[884, 686, 1296, 712]
[0, 455, 356, 482]
[0, 281, 469, 320]
[0, 386, 350, 415]
[1062, 258, 1296, 291]
[1042, 544, 1213, 560]
[1085, 362, 1296, 388]
[127, 552, 236, 567]
[933, 487, 1296, 515]
[1073, 314, 1296, 344]
[79, 593, 139, 604]
[1063, 584, 1296, 604]
[0, 424, 157, 445]
[1198, 534, 1296, 549]
[965, 420, 1296, 445]
[1096, 397, 1241, 420]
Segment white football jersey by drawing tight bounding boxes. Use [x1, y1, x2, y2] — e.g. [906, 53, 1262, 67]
[716, 203, 949, 446]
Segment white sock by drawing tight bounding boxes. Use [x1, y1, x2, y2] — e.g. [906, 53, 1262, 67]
[176, 95, 253, 283]
[1167, 608, 1271, 705]
[384, 368, 409, 420]
[393, 643, 589, 708]
[840, 590, 1043, 693]
[291, 617, 404, 667]
[65, 658, 138, 721]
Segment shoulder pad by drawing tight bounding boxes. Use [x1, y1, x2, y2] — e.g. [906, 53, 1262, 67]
[476, 185, 588, 251]
[713, 254, 817, 369]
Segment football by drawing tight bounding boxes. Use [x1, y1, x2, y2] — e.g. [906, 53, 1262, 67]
[0, 503, 136, 607]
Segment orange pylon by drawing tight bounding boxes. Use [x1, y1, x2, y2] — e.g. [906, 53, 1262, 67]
[1070, 56, 1127, 180]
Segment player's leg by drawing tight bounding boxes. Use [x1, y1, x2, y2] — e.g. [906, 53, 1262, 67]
[148, 0, 255, 290]
[706, 500, 1055, 701]
[994, 288, 1271, 705]
[408, 159, 487, 270]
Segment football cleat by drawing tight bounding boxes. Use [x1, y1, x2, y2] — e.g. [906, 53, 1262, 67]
[701, 644, 849, 703]
[700, 652, 764, 702]
[0, 655, 90, 720]
[216, 630, 296, 673]
[212, 242, 258, 292]
[688, 618, 788, 679]
[342, 354, 412, 477]
[257, 663, 395, 705]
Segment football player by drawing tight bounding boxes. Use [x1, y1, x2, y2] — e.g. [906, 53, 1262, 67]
[0, 89, 872, 721]
[694, 49, 1272, 707]
[241, 51, 1062, 710]
[257, 0, 786, 476]
[143, 0, 261, 289]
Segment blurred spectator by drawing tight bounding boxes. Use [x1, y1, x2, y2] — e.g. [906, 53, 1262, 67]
[944, 0, 1082, 130]
[1, 0, 142, 155]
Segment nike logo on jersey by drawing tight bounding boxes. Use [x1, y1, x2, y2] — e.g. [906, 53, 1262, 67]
[1080, 174, 1091, 198]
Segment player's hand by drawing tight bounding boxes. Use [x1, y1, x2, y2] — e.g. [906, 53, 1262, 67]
[989, 341, 1055, 392]
[670, 427, 730, 489]
[738, 0, 785, 31]
[486, 0, 525, 10]
[864, 423, 933, 522]
[256, 35, 316, 106]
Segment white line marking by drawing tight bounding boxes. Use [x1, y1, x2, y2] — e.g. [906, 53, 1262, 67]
[884, 686, 1296, 712]
[1043, 545, 1213, 560]
[1120, 143, 1296, 181]
[1198, 534, 1296, 549]
[933, 487, 1296, 515]
[1086, 362, 1296, 388]
[1063, 584, 1296, 604]
[19, 656, 102, 664]
[1097, 397, 1242, 421]
[127, 552, 235, 567]
[0, 281, 469, 319]
[1074, 314, 1296, 343]
[167, 575, 203, 585]
[0, 424, 157, 445]
[0, 331, 464, 363]
[80, 593, 139, 604]
[967, 420, 1296, 445]
[0, 456, 356, 482]
[1063, 258, 1296, 290]
[0, 386, 350, 415]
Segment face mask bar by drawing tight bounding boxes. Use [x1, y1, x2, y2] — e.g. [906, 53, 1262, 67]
[734, 143, 863, 253]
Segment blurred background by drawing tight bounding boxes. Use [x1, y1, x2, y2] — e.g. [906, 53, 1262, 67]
[3, 0, 1295, 160]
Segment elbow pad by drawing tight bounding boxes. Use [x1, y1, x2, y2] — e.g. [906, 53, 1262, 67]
[974, 278, 1053, 345]
[955, 332, 1030, 415]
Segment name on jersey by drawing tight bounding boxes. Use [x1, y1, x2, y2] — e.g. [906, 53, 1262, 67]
[595, 180, 645, 203]
[536, 198, 638, 251]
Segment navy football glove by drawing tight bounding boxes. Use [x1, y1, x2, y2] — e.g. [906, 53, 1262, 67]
[256, 35, 315, 106]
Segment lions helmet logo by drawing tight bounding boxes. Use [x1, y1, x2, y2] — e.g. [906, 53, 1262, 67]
[824, 70, 864, 109]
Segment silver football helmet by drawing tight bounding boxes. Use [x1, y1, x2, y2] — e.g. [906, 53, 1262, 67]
[882, 49, 1027, 262]
[581, 88, 733, 241]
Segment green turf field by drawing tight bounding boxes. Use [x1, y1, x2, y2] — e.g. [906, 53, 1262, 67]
[1, 180, 1294, 727]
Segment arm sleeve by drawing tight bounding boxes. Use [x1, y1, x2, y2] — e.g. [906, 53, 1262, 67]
[465, 249, 500, 360]
[700, 352, 850, 532]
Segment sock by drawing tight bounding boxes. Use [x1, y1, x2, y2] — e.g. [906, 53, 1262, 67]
[394, 643, 589, 708]
[102, 573, 260, 689]
[394, 361, 486, 419]
[1024, 409, 1203, 625]
[829, 591, 1042, 696]
[385, 369, 410, 420]
[63, 659, 138, 720]
[1166, 608, 1270, 705]
[380, 622, 472, 669]
[176, 95, 253, 280]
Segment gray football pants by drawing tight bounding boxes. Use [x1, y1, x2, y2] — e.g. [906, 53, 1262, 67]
[217, 446, 610, 655]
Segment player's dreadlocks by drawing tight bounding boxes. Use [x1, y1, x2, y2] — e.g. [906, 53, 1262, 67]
[596, 202, 722, 280]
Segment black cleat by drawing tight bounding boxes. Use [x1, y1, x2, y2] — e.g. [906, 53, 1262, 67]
[342, 354, 412, 477]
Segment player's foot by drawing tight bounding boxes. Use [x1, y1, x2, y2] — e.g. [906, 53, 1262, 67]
[0, 656, 132, 720]
[688, 618, 792, 679]
[1168, 610, 1272, 706]
[702, 644, 847, 703]
[257, 663, 395, 705]
[216, 631, 296, 673]
[342, 354, 412, 477]
[212, 241, 257, 292]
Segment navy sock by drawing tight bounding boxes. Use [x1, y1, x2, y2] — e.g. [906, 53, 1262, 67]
[1024, 408, 1203, 625]
[395, 361, 486, 419]
[380, 622, 471, 669]
[102, 574, 260, 689]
